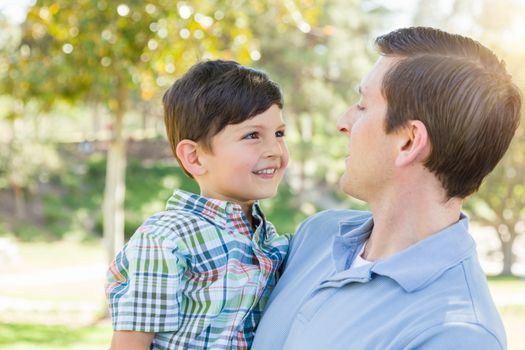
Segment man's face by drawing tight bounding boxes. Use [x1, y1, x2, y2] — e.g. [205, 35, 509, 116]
[336, 56, 400, 202]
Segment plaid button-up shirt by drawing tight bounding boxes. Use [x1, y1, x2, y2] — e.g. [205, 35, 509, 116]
[106, 189, 289, 349]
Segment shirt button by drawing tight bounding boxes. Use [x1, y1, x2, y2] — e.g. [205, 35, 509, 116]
[225, 205, 233, 214]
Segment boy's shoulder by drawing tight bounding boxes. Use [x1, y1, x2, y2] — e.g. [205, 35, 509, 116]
[132, 207, 222, 244]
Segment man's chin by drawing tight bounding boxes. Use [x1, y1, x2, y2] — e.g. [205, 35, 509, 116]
[338, 176, 364, 200]
[338, 176, 353, 195]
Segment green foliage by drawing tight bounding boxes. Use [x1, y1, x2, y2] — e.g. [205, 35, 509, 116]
[1, 0, 329, 256]
[122, 158, 199, 239]
[412, 0, 525, 275]
[0, 322, 112, 350]
[253, 0, 387, 207]
[260, 181, 310, 234]
[3, 0, 314, 108]
[0, 133, 60, 191]
[0, 0, 385, 244]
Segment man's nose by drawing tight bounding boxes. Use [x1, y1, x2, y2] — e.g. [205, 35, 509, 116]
[336, 109, 353, 134]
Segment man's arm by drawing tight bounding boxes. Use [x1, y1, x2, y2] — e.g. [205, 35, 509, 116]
[405, 323, 504, 350]
[110, 330, 155, 350]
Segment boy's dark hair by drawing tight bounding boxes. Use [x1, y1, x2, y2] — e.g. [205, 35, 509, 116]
[163, 60, 283, 176]
[375, 27, 522, 198]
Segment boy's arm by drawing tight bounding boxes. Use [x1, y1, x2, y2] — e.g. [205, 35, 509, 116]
[110, 330, 155, 350]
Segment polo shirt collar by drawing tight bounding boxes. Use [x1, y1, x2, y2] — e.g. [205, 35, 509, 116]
[166, 189, 261, 229]
[332, 216, 373, 271]
[332, 213, 475, 293]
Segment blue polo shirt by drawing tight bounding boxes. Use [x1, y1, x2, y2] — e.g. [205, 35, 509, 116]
[252, 210, 506, 350]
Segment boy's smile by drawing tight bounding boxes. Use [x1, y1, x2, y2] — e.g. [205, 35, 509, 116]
[197, 104, 289, 209]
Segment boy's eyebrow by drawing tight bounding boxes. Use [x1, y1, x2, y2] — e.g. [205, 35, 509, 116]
[237, 122, 286, 130]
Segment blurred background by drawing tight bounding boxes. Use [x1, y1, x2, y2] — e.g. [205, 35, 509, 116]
[0, 0, 524, 349]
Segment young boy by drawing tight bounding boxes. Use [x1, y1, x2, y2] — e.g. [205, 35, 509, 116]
[106, 60, 289, 350]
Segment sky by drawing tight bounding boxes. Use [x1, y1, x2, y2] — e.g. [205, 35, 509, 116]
[0, 0, 34, 23]
[0, 0, 418, 25]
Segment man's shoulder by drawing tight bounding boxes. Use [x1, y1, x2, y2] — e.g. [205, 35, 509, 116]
[288, 209, 371, 254]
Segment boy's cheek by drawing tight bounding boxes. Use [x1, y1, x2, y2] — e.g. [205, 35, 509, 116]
[280, 143, 290, 169]
[282, 151, 290, 170]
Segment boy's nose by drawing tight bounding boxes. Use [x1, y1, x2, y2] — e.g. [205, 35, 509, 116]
[264, 139, 285, 158]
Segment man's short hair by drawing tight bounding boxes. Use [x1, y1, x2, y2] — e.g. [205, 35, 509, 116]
[376, 27, 522, 198]
[163, 60, 282, 176]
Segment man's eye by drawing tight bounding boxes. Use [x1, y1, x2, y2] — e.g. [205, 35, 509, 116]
[357, 104, 365, 111]
[243, 132, 259, 139]
[276, 130, 286, 137]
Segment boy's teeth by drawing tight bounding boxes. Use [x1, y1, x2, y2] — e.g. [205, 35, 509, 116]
[255, 168, 275, 174]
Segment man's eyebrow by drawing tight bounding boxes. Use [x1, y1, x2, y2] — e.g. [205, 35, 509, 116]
[355, 85, 363, 95]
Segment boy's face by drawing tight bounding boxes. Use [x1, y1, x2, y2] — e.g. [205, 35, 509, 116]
[197, 104, 288, 206]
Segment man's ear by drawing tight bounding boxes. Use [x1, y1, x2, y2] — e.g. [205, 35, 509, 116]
[176, 140, 207, 177]
[395, 120, 431, 167]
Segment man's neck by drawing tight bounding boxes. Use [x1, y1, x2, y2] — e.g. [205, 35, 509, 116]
[363, 188, 462, 261]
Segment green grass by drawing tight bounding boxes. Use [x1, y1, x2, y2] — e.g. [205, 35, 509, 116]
[487, 276, 525, 350]
[1, 304, 523, 350]
[487, 275, 525, 283]
[0, 298, 523, 349]
[0, 322, 112, 350]
[488, 275, 525, 299]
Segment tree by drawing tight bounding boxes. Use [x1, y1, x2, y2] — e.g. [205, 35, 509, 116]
[4, 0, 265, 261]
[3, 0, 325, 261]
[254, 0, 387, 211]
[466, 0, 525, 275]
[414, 0, 525, 275]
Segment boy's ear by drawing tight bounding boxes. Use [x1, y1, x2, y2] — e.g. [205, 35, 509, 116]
[395, 120, 431, 167]
[176, 140, 207, 177]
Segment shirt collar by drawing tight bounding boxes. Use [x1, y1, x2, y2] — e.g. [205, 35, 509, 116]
[332, 216, 373, 271]
[333, 213, 475, 293]
[165, 189, 262, 229]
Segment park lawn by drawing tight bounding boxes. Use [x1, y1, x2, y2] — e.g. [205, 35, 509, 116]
[0, 241, 524, 349]
[0, 322, 112, 350]
[0, 240, 105, 275]
[1, 305, 523, 350]
[488, 275, 525, 296]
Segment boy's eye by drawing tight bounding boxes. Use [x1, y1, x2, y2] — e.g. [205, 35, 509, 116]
[356, 104, 365, 111]
[243, 132, 259, 140]
[276, 130, 286, 137]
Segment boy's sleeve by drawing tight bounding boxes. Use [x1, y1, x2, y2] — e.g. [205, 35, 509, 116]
[106, 225, 188, 333]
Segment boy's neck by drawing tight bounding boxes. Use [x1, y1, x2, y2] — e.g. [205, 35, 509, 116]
[240, 203, 255, 228]
[198, 189, 256, 227]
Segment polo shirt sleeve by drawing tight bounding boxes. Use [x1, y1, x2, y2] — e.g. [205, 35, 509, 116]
[106, 225, 188, 333]
[405, 322, 504, 350]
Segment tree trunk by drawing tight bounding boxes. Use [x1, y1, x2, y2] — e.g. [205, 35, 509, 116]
[9, 120, 26, 220]
[13, 184, 26, 220]
[500, 236, 515, 276]
[91, 101, 101, 141]
[292, 113, 308, 202]
[103, 80, 128, 263]
[142, 102, 148, 139]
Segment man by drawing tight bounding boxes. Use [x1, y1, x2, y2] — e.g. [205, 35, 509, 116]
[252, 27, 521, 349]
